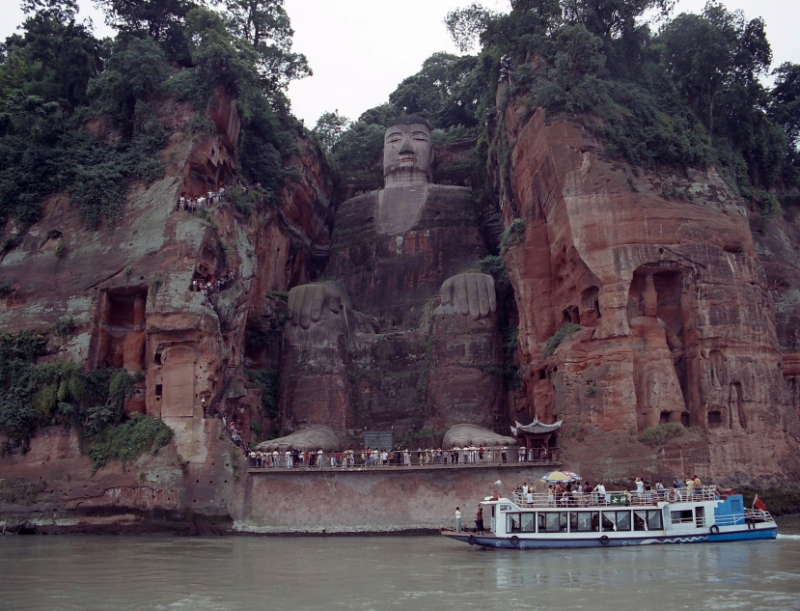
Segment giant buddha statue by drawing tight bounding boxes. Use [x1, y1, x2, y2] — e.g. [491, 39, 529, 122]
[279, 117, 505, 438]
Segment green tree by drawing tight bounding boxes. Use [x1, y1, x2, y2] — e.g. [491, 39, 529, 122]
[444, 3, 498, 53]
[87, 36, 169, 135]
[95, 0, 200, 62]
[771, 63, 800, 149]
[218, 0, 310, 91]
[313, 110, 349, 152]
[332, 121, 385, 169]
[388, 52, 482, 128]
[5, 0, 104, 110]
[185, 7, 259, 95]
[660, 1, 771, 137]
[96, 0, 199, 40]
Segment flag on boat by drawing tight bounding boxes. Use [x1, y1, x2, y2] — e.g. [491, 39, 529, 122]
[753, 495, 768, 512]
[540, 471, 581, 483]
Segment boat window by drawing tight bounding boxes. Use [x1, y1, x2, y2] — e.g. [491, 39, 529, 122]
[634, 510, 648, 531]
[570, 511, 599, 532]
[695, 507, 705, 527]
[520, 513, 536, 533]
[539, 512, 568, 532]
[507, 513, 521, 533]
[500, 505, 512, 512]
[671, 509, 693, 525]
[601, 511, 631, 532]
[647, 509, 663, 530]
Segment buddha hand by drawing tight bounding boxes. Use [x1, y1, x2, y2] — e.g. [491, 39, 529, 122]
[441, 273, 497, 321]
[287, 283, 344, 329]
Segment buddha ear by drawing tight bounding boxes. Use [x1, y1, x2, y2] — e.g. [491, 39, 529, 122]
[428, 147, 435, 182]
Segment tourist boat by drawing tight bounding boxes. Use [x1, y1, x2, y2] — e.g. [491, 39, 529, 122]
[441, 487, 777, 549]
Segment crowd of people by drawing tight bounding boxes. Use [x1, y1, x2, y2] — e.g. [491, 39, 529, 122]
[176, 187, 227, 213]
[512, 474, 709, 508]
[190, 269, 236, 297]
[245, 445, 550, 469]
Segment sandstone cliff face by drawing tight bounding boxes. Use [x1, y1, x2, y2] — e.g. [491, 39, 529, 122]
[0, 92, 334, 529]
[493, 101, 800, 486]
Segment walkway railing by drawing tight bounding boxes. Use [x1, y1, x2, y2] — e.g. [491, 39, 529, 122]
[247, 449, 561, 471]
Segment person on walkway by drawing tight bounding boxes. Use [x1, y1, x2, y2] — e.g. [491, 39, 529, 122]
[455, 507, 462, 532]
[687, 476, 696, 500]
[635, 477, 644, 503]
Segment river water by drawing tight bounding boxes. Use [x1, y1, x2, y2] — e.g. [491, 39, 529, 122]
[1, 516, 799, 611]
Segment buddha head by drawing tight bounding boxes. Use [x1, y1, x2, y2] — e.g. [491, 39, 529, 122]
[383, 116, 433, 186]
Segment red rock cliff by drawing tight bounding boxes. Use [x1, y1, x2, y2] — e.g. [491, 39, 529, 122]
[493, 98, 800, 486]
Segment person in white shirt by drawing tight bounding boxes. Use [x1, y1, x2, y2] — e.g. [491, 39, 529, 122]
[596, 482, 607, 505]
[455, 507, 462, 532]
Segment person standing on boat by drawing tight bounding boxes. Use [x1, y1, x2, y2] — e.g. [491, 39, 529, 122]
[693, 474, 703, 496]
[635, 477, 644, 503]
[673, 477, 682, 501]
[687, 476, 696, 500]
[596, 482, 607, 505]
[583, 481, 593, 506]
[455, 507, 462, 532]
[476, 506, 484, 532]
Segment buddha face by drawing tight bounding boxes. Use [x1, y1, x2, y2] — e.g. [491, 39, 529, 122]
[383, 122, 432, 185]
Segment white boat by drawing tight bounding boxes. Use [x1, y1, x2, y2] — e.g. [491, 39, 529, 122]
[441, 487, 777, 549]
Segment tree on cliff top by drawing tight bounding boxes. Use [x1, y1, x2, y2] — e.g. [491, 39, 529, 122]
[313, 110, 349, 152]
[218, 0, 311, 91]
[660, 2, 771, 139]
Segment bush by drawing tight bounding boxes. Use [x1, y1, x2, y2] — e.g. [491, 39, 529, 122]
[639, 423, 684, 446]
[86, 413, 173, 472]
[52, 316, 76, 339]
[478, 255, 511, 293]
[543, 323, 582, 356]
[245, 369, 280, 419]
[0, 330, 171, 469]
[499, 219, 526, 254]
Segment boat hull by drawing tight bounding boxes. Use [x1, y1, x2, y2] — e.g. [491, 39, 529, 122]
[441, 527, 778, 549]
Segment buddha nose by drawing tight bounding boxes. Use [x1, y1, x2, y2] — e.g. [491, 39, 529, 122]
[399, 138, 415, 155]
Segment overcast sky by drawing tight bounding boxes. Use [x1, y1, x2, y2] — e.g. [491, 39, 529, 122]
[0, 0, 798, 126]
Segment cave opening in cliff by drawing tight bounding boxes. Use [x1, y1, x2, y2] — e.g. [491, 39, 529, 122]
[708, 410, 723, 427]
[580, 286, 601, 326]
[92, 287, 148, 371]
[628, 266, 691, 430]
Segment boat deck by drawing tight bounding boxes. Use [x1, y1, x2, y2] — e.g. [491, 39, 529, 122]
[511, 485, 723, 508]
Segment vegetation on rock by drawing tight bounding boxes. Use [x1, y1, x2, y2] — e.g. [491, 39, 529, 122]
[333, 0, 800, 216]
[543, 322, 582, 356]
[639, 422, 685, 446]
[0, 0, 309, 236]
[0, 328, 171, 470]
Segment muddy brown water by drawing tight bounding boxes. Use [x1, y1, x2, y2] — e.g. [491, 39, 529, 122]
[1, 516, 798, 611]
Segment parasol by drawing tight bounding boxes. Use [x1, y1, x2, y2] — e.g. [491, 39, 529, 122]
[540, 471, 581, 483]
